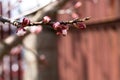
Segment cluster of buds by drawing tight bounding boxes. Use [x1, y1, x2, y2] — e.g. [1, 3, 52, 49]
[16, 18, 30, 36]
[16, 18, 42, 36]
[52, 22, 68, 36]
[42, 16, 88, 36]
[14, 16, 89, 36]
[42, 16, 69, 36]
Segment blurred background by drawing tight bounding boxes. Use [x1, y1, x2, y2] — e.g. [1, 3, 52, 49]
[0, 0, 120, 80]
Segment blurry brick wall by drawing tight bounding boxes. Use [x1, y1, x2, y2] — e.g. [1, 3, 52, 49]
[57, 0, 120, 23]
[57, 0, 120, 80]
[58, 19, 120, 80]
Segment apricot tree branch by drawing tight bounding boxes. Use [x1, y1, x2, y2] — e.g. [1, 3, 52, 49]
[0, 0, 91, 59]
[0, 0, 70, 58]
[0, 16, 90, 27]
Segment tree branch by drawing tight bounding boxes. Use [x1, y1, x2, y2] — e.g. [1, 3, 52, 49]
[0, 16, 90, 28]
[0, 0, 70, 58]
[0, 0, 90, 59]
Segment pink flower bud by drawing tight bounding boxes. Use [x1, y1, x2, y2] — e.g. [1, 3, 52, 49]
[16, 28, 26, 36]
[73, 22, 86, 29]
[43, 16, 51, 23]
[10, 46, 22, 55]
[30, 26, 42, 34]
[62, 29, 67, 36]
[74, 2, 82, 8]
[61, 25, 69, 30]
[56, 31, 61, 36]
[22, 18, 30, 27]
[39, 54, 46, 60]
[71, 12, 79, 18]
[39, 54, 48, 65]
[53, 22, 61, 30]
[56, 28, 68, 36]
[53, 23, 69, 36]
